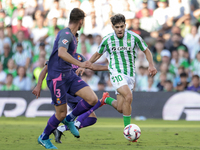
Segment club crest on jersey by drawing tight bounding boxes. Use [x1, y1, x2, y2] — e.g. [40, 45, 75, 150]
[127, 39, 131, 43]
[62, 39, 68, 44]
[78, 55, 82, 61]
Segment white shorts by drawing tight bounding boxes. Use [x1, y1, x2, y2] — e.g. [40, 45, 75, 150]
[110, 73, 135, 95]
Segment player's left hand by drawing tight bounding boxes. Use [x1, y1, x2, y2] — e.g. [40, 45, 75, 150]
[148, 65, 157, 77]
[32, 85, 41, 99]
[76, 67, 85, 76]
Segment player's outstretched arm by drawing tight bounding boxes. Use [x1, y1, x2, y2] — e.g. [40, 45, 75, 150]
[58, 47, 91, 68]
[143, 48, 157, 77]
[89, 52, 102, 63]
[90, 64, 108, 71]
[32, 65, 48, 98]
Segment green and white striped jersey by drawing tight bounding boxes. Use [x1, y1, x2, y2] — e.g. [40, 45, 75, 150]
[97, 29, 147, 77]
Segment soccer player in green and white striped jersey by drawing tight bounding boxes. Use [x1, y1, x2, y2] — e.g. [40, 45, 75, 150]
[89, 14, 157, 130]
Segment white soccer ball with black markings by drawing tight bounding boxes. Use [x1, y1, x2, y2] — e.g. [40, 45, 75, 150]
[123, 124, 141, 142]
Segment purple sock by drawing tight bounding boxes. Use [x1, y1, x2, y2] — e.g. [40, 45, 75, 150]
[66, 99, 95, 122]
[76, 100, 101, 123]
[79, 117, 97, 129]
[41, 114, 60, 140]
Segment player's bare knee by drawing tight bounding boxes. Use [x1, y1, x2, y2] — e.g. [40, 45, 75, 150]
[88, 95, 98, 106]
[125, 94, 132, 104]
[117, 107, 123, 113]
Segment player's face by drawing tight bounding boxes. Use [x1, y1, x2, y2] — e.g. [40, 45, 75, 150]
[112, 22, 126, 39]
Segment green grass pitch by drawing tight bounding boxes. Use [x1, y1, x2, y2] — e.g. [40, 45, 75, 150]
[0, 117, 200, 150]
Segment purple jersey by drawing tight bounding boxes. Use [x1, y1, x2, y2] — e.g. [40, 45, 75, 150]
[72, 53, 86, 74]
[47, 28, 77, 80]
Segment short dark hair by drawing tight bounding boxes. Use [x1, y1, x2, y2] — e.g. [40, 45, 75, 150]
[69, 8, 85, 23]
[110, 14, 125, 26]
[75, 33, 79, 38]
[192, 75, 199, 80]
[180, 72, 187, 78]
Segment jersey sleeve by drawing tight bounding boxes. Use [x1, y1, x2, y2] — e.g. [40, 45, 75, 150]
[97, 39, 107, 54]
[58, 30, 73, 50]
[45, 61, 49, 66]
[135, 35, 147, 51]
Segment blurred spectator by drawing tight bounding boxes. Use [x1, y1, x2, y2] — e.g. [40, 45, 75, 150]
[4, 58, 17, 77]
[0, 28, 12, 54]
[135, 66, 148, 91]
[12, 42, 31, 69]
[128, 17, 150, 39]
[176, 82, 185, 92]
[175, 15, 192, 38]
[105, 77, 115, 91]
[136, 0, 153, 19]
[164, 80, 174, 92]
[33, 57, 47, 90]
[47, 0, 62, 20]
[168, 0, 190, 21]
[153, 0, 171, 26]
[83, 69, 100, 91]
[83, 10, 103, 36]
[141, 75, 158, 92]
[187, 75, 200, 92]
[140, 8, 160, 32]
[169, 48, 189, 75]
[173, 66, 185, 87]
[0, 43, 12, 69]
[153, 40, 165, 64]
[4, 0, 17, 18]
[12, 16, 30, 39]
[13, 66, 31, 91]
[135, 50, 149, 74]
[154, 62, 174, 85]
[168, 33, 187, 53]
[190, 51, 200, 76]
[97, 79, 106, 91]
[183, 25, 200, 56]
[31, 15, 48, 45]
[0, 62, 6, 89]
[1, 74, 19, 91]
[77, 33, 91, 54]
[157, 72, 167, 91]
[47, 17, 63, 36]
[191, 37, 200, 60]
[90, 34, 107, 64]
[180, 72, 189, 89]
[12, 30, 32, 54]
[5, 24, 17, 44]
[160, 49, 171, 64]
[81, 43, 91, 60]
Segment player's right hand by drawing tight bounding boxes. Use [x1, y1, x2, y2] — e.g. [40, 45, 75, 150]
[32, 85, 41, 99]
[76, 67, 85, 76]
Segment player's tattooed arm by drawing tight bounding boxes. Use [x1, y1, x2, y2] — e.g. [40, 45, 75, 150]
[32, 65, 48, 98]
[143, 48, 157, 77]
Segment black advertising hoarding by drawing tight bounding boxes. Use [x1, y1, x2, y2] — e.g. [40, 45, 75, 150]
[0, 91, 200, 120]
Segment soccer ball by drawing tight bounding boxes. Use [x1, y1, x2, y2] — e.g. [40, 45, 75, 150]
[123, 124, 141, 142]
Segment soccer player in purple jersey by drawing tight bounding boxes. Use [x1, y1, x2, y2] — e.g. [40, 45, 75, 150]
[36, 8, 105, 149]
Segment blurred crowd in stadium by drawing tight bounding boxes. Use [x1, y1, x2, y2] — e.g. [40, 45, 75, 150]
[0, 0, 200, 92]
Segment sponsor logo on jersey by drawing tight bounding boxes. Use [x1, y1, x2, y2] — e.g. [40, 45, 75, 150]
[62, 39, 68, 44]
[127, 39, 131, 43]
[111, 46, 131, 51]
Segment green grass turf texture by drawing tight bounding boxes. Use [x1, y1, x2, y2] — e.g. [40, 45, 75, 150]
[0, 117, 200, 150]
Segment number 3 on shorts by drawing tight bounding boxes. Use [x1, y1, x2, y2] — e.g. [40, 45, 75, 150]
[112, 75, 123, 83]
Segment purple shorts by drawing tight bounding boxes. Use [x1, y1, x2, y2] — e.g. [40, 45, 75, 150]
[47, 72, 88, 106]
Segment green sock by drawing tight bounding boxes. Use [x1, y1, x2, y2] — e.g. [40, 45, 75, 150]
[105, 97, 115, 106]
[123, 115, 131, 127]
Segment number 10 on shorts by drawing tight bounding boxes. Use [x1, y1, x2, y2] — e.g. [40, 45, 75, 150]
[112, 75, 123, 83]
